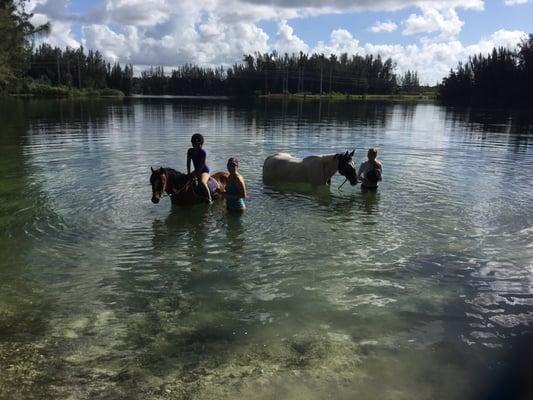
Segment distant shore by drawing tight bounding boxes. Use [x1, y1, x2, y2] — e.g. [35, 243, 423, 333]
[3, 88, 438, 102]
[258, 92, 437, 102]
[3, 81, 125, 98]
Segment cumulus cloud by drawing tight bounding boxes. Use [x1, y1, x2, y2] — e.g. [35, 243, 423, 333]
[403, 7, 464, 38]
[308, 27, 526, 84]
[314, 29, 362, 55]
[28, 0, 529, 85]
[370, 20, 398, 33]
[104, 0, 171, 26]
[274, 20, 309, 54]
[29, 0, 80, 48]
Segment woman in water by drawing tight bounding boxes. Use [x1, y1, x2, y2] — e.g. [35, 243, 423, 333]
[358, 148, 382, 190]
[224, 157, 247, 211]
[187, 133, 211, 203]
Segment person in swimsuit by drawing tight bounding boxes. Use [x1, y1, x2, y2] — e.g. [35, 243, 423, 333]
[358, 148, 382, 190]
[224, 157, 247, 211]
[187, 133, 211, 203]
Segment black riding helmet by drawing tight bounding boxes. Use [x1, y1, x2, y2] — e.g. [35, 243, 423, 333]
[191, 133, 204, 145]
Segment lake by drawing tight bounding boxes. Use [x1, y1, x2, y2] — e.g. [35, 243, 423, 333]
[1, 97, 532, 399]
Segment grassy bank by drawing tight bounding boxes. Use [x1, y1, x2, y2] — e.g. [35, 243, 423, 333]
[258, 92, 437, 102]
[1, 79, 125, 98]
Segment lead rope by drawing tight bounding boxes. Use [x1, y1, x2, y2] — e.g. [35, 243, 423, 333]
[338, 178, 348, 191]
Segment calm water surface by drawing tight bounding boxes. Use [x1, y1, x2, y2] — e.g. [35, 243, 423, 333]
[1, 98, 532, 399]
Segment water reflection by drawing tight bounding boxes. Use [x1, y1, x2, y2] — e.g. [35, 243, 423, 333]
[444, 105, 533, 149]
[224, 212, 245, 253]
[360, 188, 380, 215]
[2, 98, 533, 399]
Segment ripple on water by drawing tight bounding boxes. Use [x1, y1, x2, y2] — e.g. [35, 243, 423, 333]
[2, 99, 533, 399]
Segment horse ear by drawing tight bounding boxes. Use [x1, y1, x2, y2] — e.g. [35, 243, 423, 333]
[151, 166, 155, 173]
[344, 151, 349, 157]
[350, 150, 355, 157]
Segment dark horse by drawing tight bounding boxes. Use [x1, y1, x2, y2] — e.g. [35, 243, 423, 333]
[150, 167, 229, 206]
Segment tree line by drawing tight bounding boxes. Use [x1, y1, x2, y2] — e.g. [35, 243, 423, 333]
[27, 43, 134, 94]
[137, 52, 421, 96]
[439, 34, 533, 105]
[2, 0, 424, 96]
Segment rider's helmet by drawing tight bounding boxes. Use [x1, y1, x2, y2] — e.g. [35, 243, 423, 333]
[191, 133, 204, 145]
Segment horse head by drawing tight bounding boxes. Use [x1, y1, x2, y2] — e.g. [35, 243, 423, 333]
[150, 166, 167, 204]
[335, 150, 358, 186]
[150, 167, 191, 204]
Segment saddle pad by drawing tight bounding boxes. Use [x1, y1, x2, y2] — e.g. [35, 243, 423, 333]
[207, 177, 219, 194]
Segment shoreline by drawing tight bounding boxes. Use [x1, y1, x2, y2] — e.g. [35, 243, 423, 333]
[258, 93, 438, 102]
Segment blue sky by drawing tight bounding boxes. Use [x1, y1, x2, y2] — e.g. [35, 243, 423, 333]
[30, 0, 532, 84]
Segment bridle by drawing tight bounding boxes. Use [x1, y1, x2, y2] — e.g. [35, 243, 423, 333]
[337, 157, 356, 191]
[152, 169, 192, 200]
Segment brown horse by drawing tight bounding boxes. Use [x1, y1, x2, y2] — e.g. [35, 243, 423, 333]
[150, 167, 229, 206]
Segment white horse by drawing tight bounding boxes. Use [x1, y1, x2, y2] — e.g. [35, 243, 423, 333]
[263, 151, 358, 187]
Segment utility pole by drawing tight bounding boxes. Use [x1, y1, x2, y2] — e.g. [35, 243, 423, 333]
[56, 55, 61, 85]
[319, 59, 323, 95]
[328, 64, 332, 93]
[77, 53, 82, 88]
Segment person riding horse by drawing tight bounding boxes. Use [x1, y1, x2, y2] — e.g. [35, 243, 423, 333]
[187, 133, 212, 203]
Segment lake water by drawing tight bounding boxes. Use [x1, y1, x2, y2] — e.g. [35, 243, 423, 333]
[1, 98, 532, 399]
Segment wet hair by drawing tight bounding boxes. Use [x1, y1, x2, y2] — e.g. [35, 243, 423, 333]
[367, 148, 378, 157]
[191, 133, 204, 145]
[227, 157, 239, 167]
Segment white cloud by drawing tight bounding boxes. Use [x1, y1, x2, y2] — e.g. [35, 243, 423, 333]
[370, 20, 398, 33]
[308, 26, 526, 85]
[274, 20, 309, 54]
[105, 0, 171, 26]
[29, 0, 81, 48]
[29, 0, 530, 85]
[236, 0, 484, 12]
[504, 0, 529, 5]
[314, 29, 362, 55]
[402, 7, 464, 38]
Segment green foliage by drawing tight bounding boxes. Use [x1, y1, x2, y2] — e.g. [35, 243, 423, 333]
[399, 70, 420, 93]
[0, 0, 50, 89]
[133, 52, 400, 96]
[439, 34, 533, 105]
[98, 88, 124, 97]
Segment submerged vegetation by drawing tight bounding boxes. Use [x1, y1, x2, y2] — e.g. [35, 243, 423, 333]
[439, 34, 533, 105]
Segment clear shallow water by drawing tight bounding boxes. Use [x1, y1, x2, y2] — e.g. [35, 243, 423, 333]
[1, 98, 532, 399]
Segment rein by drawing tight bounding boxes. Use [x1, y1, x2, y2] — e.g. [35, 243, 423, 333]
[338, 178, 348, 191]
[156, 171, 193, 199]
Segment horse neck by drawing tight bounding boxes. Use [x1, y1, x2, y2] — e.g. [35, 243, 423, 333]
[163, 168, 184, 192]
[321, 154, 339, 181]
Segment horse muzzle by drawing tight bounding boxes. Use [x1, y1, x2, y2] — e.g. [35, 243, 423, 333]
[349, 177, 358, 186]
[151, 195, 160, 204]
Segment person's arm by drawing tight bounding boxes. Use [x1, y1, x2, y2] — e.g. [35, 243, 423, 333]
[357, 162, 365, 179]
[237, 176, 247, 198]
[186, 149, 192, 175]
